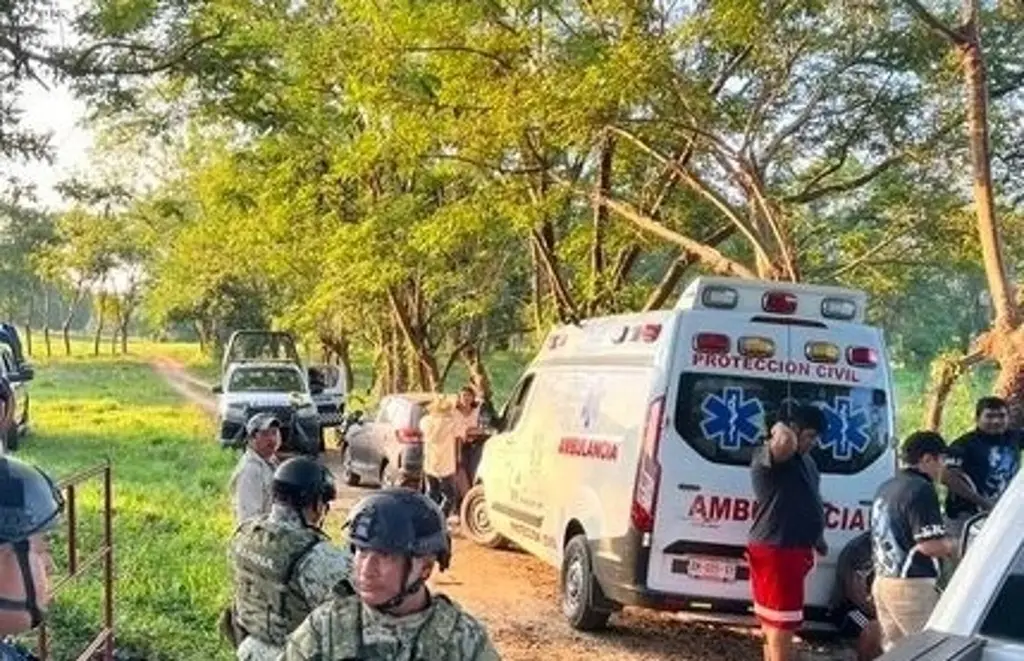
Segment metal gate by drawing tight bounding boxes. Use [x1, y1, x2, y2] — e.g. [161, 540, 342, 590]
[37, 461, 114, 661]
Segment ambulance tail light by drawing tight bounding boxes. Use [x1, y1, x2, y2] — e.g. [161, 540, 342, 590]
[847, 346, 878, 368]
[821, 297, 857, 320]
[640, 324, 662, 343]
[738, 336, 775, 358]
[805, 341, 840, 364]
[701, 286, 739, 309]
[693, 333, 730, 354]
[762, 291, 798, 315]
[631, 396, 665, 534]
[396, 427, 423, 444]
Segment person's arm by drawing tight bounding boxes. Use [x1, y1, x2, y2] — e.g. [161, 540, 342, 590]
[234, 465, 265, 524]
[941, 444, 994, 511]
[908, 485, 956, 558]
[280, 612, 324, 661]
[296, 545, 353, 606]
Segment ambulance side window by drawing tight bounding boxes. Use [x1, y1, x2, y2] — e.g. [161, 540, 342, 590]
[501, 375, 535, 432]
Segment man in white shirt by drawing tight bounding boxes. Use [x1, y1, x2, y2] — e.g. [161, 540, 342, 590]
[229, 412, 281, 525]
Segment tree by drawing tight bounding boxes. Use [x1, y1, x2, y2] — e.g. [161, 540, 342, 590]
[902, 0, 1024, 427]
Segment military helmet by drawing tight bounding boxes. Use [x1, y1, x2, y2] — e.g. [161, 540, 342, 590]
[272, 456, 336, 506]
[0, 457, 64, 544]
[346, 489, 451, 571]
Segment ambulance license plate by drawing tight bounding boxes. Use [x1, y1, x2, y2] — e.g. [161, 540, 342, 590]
[687, 557, 737, 582]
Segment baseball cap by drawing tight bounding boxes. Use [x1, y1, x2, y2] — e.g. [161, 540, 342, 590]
[246, 412, 281, 437]
[901, 430, 947, 464]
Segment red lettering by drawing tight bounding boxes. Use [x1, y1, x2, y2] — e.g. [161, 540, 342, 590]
[692, 351, 706, 367]
[733, 498, 751, 522]
[558, 437, 619, 461]
[689, 495, 707, 519]
[849, 508, 866, 531]
[709, 497, 732, 520]
[825, 503, 841, 529]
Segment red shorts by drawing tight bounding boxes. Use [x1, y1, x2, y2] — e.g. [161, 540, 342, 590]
[747, 543, 814, 631]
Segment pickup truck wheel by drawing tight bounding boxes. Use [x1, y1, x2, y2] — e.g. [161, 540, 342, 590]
[460, 485, 506, 549]
[561, 534, 612, 631]
[341, 445, 360, 486]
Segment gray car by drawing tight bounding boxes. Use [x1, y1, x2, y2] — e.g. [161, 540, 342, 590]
[339, 393, 433, 488]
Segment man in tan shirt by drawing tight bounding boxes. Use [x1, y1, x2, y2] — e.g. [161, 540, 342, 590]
[229, 412, 281, 525]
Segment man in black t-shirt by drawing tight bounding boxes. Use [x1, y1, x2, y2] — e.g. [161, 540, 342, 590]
[830, 532, 882, 660]
[942, 397, 1022, 539]
[748, 405, 828, 661]
[871, 431, 956, 651]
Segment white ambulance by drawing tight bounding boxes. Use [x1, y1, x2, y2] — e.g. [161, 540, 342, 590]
[462, 276, 896, 630]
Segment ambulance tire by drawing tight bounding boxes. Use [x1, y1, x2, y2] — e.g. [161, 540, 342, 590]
[460, 484, 506, 549]
[561, 534, 612, 631]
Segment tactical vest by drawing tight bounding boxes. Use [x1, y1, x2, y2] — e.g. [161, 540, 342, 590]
[230, 516, 326, 646]
[310, 594, 476, 660]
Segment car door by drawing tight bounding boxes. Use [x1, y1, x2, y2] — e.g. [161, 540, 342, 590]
[485, 374, 537, 541]
[0, 350, 18, 424]
[309, 365, 346, 427]
[349, 398, 386, 474]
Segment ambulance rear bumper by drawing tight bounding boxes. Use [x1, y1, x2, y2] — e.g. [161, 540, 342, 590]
[589, 531, 834, 624]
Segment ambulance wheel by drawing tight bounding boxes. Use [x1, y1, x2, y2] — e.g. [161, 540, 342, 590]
[561, 534, 612, 631]
[461, 484, 506, 549]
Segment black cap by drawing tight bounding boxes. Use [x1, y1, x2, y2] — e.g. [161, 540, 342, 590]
[901, 431, 947, 464]
[346, 489, 451, 571]
[273, 456, 336, 505]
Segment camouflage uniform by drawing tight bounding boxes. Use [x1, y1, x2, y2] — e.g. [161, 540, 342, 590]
[281, 593, 500, 660]
[232, 505, 352, 661]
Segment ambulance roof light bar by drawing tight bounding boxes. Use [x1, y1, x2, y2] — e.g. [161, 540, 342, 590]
[762, 291, 797, 315]
[701, 285, 739, 309]
[675, 276, 868, 324]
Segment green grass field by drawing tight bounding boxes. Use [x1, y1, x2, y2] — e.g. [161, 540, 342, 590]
[15, 343, 236, 661]
[5, 338, 996, 659]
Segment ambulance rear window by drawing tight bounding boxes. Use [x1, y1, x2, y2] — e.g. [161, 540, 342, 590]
[675, 374, 891, 475]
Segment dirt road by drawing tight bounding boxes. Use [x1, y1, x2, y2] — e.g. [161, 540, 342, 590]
[155, 359, 850, 660]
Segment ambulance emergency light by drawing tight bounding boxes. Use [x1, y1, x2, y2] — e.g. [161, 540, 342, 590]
[678, 277, 866, 324]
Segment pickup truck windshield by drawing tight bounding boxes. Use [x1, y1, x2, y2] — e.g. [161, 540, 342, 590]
[229, 367, 306, 393]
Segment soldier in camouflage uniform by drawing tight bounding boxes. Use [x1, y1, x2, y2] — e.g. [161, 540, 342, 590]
[0, 456, 65, 660]
[229, 456, 352, 661]
[282, 488, 500, 661]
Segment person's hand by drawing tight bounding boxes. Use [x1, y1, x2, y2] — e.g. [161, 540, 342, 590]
[769, 422, 797, 461]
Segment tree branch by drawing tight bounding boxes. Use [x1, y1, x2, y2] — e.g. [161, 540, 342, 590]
[595, 194, 756, 279]
[643, 225, 736, 311]
[903, 0, 968, 45]
[607, 125, 772, 267]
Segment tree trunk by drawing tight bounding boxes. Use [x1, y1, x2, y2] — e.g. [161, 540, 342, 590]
[460, 344, 493, 402]
[43, 289, 51, 358]
[529, 240, 544, 341]
[93, 292, 107, 357]
[387, 288, 441, 391]
[589, 135, 614, 314]
[23, 296, 33, 357]
[923, 351, 986, 431]
[959, 5, 1016, 331]
[121, 322, 129, 355]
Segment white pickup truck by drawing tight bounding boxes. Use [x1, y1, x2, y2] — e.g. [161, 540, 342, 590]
[879, 468, 1024, 660]
[213, 330, 346, 455]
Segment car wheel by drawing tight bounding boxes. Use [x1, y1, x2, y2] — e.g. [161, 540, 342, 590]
[561, 534, 612, 631]
[460, 485, 506, 549]
[379, 462, 390, 487]
[3, 423, 17, 453]
[341, 445, 360, 486]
